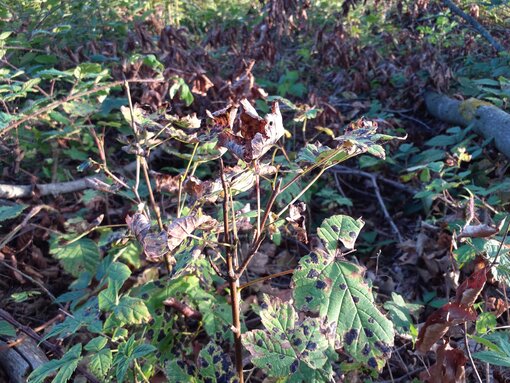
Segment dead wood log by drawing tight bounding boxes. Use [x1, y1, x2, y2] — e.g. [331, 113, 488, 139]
[424, 91, 510, 159]
[0, 337, 49, 383]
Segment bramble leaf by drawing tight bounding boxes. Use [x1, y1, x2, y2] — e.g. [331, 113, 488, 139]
[242, 298, 334, 380]
[317, 215, 364, 251]
[28, 344, 82, 383]
[50, 238, 100, 277]
[292, 250, 394, 369]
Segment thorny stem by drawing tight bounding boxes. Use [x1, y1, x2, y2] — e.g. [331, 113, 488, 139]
[141, 156, 164, 230]
[220, 159, 244, 383]
[489, 214, 510, 270]
[255, 160, 261, 243]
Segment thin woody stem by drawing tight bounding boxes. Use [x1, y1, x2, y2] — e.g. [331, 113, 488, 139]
[220, 158, 244, 383]
[239, 269, 294, 291]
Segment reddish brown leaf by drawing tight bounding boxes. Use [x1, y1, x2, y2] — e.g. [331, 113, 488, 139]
[217, 100, 284, 162]
[455, 267, 487, 307]
[416, 303, 477, 353]
[150, 171, 180, 193]
[420, 343, 467, 383]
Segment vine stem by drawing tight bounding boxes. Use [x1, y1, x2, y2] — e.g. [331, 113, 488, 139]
[220, 158, 244, 383]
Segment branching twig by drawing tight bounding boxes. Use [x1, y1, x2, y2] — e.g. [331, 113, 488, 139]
[0, 149, 164, 199]
[443, 0, 504, 52]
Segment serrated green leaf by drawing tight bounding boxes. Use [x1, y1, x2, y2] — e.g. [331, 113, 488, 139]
[166, 360, 200, 382]
[0, 203, 27, 223]
[473, 350, 510, 367]
[89, 348, 112, 379]
[28, 344, 82, 383]
[50, 238, 100, 277]
[243, 299, 333, 378]
[197, 341, 237, 382]
[292, 250, 394, 369]
[113, 296, 151, 324]
[85, 336, 108, 352]
[317, 215, 364, 251]
[0, 320, 16, 337]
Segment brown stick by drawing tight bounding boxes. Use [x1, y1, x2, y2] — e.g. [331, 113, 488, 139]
[220, 159, 244, 383]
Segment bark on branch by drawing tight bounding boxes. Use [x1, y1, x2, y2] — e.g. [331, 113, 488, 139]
[424, 91, 510, 159]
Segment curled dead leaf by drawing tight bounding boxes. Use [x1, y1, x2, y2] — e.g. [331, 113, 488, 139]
[420, 342, 467, 383]
[216, 99, 284, 162]
[455, 267, 487, 307]
[126, 213, 168, 262]
[416, 303, 477, 353]
[458, 224, 498, 239]
[286, 202, 308, 243]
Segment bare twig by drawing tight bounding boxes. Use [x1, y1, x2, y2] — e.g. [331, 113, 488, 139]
[0, 149, 164, 199]
[464, 322, 483, 383]
[443, 0, 504, 52]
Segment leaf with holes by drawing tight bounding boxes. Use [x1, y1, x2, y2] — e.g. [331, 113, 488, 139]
[292, 250, 394, 370]
[242, 297, 334, 380]
[317, 215, 364, 251]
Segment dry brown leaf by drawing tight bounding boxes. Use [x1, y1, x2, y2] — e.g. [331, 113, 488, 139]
[217, 100, 284, 162]
[416, 303, 477, 353]
[167, 214, 215, 252]
[455, 267, 487, 307]
[126, 213, 168, 262]
[458, 224, 498, 239]
[420, 342, 467, 383]
[286, 202, 308, 243]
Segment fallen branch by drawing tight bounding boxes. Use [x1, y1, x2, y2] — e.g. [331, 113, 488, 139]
[0, 309, 100, 383]
[443, 0, 504, 53]
[0, 149, 163, 199]
[424, 91, 510, 159]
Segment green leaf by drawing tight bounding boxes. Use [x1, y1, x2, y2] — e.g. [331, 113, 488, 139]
[113, 336, 155, 383]
[28, 344, 82, 383]
[383, 293, 421, 337]
[242, 298, 334, 379]
[113, 296, 151, 324]
[292, 250, 394, 369]
[473, 331, 510, 367]
[197, 341, 237, 382]
[50, 238, 101, 277]
[317, 215, 364, 251]
[89, 348, 112, 379]
[0, 203, 27, 224]
[0, 320, 16, 337]
[476, 312, 497, 334]
[85, 336, 108, 352]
